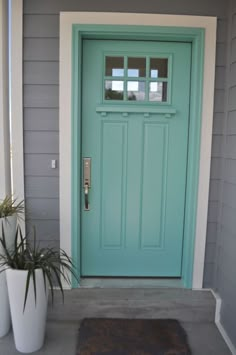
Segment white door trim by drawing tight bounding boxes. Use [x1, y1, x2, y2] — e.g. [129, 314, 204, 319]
[59, 12, 217, 289]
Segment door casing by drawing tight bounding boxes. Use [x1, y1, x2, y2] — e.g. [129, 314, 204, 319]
[70, 23, 205, 288]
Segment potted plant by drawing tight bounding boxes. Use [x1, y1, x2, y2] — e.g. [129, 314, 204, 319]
[0, 195, 24, 338]
[0, 226, 78, 353]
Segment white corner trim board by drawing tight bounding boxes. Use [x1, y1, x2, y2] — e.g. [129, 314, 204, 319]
[0, 0, 11, 198]
[10, 0, 25, 233]
[59, 12, 217, 289]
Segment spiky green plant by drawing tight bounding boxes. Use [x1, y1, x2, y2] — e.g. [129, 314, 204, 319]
[0, 195, 24, 219]
[0, 226, 78, 311]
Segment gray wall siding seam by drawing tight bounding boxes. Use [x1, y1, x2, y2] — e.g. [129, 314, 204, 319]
[24, 152, 59, 154]
[25, 174, 59, 179]
[24, 130, 59, 133]
[219, 202, 236, 211]
[24, 37, 59, 39]
[23, 60, 60, 63]
[25, 197, 59, 200]
[24, 60, 59, 62]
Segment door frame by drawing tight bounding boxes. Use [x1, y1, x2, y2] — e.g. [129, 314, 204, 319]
[59, 13, 217, 289]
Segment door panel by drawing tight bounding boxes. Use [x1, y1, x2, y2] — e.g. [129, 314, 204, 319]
[140, 123, 168, 249]
[101, 121, 128, 249]
[81, 39, 191, 277]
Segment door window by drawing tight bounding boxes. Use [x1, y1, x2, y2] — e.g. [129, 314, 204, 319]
[104, 55, 170, 102]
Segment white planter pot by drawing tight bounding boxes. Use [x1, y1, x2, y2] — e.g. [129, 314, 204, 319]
[0, 214, 17, 255]
[6, 269, 48, 353]
[0, 215, 17, 337]
[0, 270, 11, 337]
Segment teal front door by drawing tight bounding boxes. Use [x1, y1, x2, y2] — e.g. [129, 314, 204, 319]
[81, 39, 191, 277]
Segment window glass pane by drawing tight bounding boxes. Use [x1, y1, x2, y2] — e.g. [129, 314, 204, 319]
[127, 81, 139, 91]
[128, 81, 145, 101]
[128, 57, 146, 77]
[105, 57, 124, 77]
[150, 58, 168, 78]
[149, 82, 167, 102]
[105, 80, 124, 100]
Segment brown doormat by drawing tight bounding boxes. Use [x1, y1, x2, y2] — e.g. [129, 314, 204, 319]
[77, 318, 191, 354]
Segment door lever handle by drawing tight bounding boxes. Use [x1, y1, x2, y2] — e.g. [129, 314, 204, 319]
[84, 183, 89, 211]
[83, 157, 91, 211]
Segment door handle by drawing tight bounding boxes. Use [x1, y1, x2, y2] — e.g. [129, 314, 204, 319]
[84, 182, 89, 210]
[83, 158, 91, 211]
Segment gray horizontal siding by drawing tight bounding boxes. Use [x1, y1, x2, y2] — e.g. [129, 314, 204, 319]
[214, 112, 224, 121]
[24, 131, 59, 154]
[213, 116, 224, 135]
[23, 0, 228, 17]
[24, 38, 59, 61]
[25, 176, 59, 198]
[216, 43, 227, 66]
[229, 62, 236, 86]
[25, 154, 59, 176]
[214, 89, 225, 113]
[231, 38, 236, 62]
[203, 263, 215, 287]
[206, 222, 217, 243]
[211, 135, 223, 157]
[222, 182, 236, 209]
[223, 158, 236, 183]
[221, 203, 236, 235]
[24, 62, 59, 85]
[26, 220, 60, 241]
[24, 15, 59, 38]
[209, 179, 221, 201]
[215, 67, 226, 90]
[24, 85, 59, 108]
[228, 86, 236, 111]
[213, 0, 236, 349]
[208, 201, 219, 223]
[217, 19, 227, 43]
[217, 239, 236, 282]
[24, 108, 59, 131]
[233, 14, 236, 37]
[220, 227, 236, 260]
[205, 242, 216, 263]
[26, 198, 59, 220]
[210, 158, 222, 179]
[225, 135, 236, 158]
[227, 110, 236, 134]
[23, 0, 229, 293]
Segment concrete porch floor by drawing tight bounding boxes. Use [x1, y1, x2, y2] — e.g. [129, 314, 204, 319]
[0, 288, 232, 355]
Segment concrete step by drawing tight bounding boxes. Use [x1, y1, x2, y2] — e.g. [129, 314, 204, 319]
[47, 288, 216, 323]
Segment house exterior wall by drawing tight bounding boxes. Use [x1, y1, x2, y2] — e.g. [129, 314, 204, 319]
[214, 0, 236, 347]
[23, 0, 228, 277]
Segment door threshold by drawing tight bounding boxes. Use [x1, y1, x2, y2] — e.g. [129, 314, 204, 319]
[79, 278, 184, 289]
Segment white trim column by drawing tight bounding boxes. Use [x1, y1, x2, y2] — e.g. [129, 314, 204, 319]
[0, 0, 11, 199]
[10, 0, 24, 199]
[10, 0, 25, 229]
